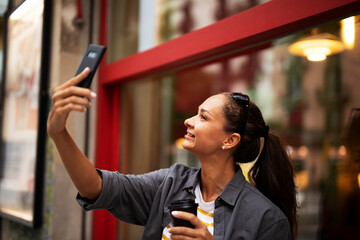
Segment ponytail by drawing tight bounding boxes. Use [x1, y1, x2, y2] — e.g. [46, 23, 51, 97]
[250, 130, 298, 239]
[222, 92, 298, 239]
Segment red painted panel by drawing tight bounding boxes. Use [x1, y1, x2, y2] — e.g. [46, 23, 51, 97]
[92, 84, 119, 240]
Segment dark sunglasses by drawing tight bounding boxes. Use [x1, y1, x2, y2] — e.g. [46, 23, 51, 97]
[231, 93, 250, 139]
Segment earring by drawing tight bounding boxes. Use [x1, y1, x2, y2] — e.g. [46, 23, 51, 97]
[222, 145, 226, 150]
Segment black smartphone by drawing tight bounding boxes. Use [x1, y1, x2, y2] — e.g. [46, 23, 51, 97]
[75, 44, 106, 89]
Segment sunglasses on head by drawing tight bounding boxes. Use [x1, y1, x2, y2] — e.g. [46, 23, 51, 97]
[231, 93, 250, 139]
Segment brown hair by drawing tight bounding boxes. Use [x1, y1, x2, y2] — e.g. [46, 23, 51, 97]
[222, 92, 298, 239]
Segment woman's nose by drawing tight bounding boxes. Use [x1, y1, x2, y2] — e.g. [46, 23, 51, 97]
[184, 116, 194, 128]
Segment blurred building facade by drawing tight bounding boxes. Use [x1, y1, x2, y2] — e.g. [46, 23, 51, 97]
[0, 0, 359, 240]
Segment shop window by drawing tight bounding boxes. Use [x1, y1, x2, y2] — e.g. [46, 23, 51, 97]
[0, 0, 47, 227]
[155, 0, 270, 44]
[118, 15, 360, 240]
[107, 0, 140, 62]
[106, 0, 270, 63]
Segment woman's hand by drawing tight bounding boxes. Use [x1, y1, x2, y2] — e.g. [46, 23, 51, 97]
[47, 67, 96, 138]
[169, 211, 215, 240]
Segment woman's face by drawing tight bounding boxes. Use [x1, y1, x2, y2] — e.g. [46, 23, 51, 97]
[182, 94, 231, 156]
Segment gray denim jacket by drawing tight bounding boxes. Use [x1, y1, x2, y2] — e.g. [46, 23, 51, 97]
[77, 163, 291, 240]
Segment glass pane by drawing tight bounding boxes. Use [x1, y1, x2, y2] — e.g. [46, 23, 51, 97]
[119, 15, 360, 240]
[107, 0, 140, 63]
[156, 0, 270, 43]
[0, 0, 44, 224]
[107, 0, 270, 63]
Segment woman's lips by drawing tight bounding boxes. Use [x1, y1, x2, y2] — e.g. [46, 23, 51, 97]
[185, 132, 195, 138]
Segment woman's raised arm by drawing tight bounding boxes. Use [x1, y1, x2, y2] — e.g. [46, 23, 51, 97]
[47, 67, 102, 200]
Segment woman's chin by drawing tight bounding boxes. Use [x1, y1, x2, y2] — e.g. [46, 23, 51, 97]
[181, 140, 194, 150]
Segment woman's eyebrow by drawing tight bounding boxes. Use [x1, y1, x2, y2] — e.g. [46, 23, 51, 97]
[198, 107, 214, 117]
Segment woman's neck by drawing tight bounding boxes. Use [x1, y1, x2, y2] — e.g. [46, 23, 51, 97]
[198, 154, 236, 202]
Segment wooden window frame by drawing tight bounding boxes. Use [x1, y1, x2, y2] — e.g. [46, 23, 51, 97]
[93, 0, 360, 239]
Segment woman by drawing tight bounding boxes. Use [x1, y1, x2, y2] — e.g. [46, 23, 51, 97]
[48, 68, 297, 239]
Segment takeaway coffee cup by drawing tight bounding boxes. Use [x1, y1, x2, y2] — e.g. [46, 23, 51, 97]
[168, 199, 198, 228]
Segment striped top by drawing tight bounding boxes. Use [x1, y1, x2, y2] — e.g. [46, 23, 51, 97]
[162, 184, 214, 239]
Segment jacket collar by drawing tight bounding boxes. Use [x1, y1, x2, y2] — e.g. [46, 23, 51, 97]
[182, 165, 247, 206]
[183, 167, 201, 194]
[218, 167, 246, 206]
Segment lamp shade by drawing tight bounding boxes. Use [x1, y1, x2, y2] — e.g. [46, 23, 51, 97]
[288, 33, 344, 61]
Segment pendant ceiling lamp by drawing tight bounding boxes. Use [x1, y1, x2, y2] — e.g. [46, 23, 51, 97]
[288, 33, 345, 62]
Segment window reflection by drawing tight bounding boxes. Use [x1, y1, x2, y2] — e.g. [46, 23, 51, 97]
[120, 15, 360, 240]
[319, 108, 360, 240]
[107, 0, 139, 63]
[107, 0, 270, 63]
[157, 0, 270, 43]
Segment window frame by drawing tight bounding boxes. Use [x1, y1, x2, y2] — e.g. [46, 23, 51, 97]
[93, 0, 360, 239]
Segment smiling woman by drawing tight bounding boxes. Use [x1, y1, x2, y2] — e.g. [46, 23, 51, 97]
[48, 61, 297, 240]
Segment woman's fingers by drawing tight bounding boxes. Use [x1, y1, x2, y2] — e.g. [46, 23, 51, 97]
[53, 85, 96, 102]
[169, 211, 214, 240]
[55, 67, 90, 91]
[54, 95, 92, 111]
[50, 87, 96, 117]
[170, 227, 197, 239]
[172, 211, 203, 229]
[56, 102, 87, 114]
[169, 211, 198, 238]
[52, 67, 95, 103]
